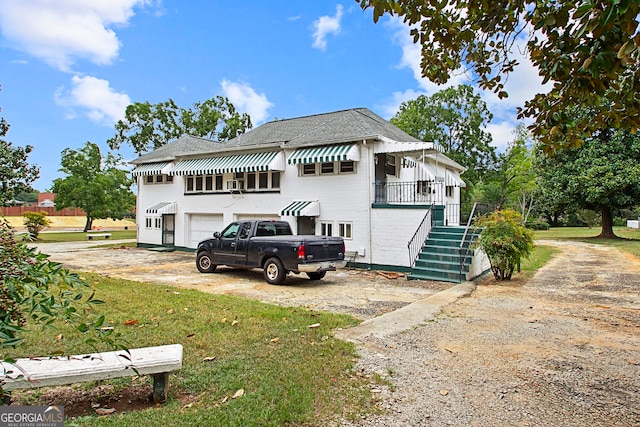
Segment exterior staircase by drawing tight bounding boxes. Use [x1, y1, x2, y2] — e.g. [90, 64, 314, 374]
[408, 226, 479, 283]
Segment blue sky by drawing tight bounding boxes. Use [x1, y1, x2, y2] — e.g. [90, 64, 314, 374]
[0, 1, 546, 191]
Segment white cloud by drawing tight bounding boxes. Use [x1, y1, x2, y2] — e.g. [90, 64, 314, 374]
[376, 88, 425, 120]
[221, 79, 274, 125]
[0, 0, 148, 71]
[311, 4, 343, 51]
[55, 75, 131, 125]
[486, 121, 518, 152]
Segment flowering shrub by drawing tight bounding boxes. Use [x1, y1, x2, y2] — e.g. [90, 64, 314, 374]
[474, 209, 534, 280]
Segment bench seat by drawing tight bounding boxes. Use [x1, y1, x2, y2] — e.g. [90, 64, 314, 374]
[87, 233, 112, 240]
[1, 344, 182, 403]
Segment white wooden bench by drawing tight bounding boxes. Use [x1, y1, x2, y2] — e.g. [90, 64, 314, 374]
[87, 233, 112, 240]
[1, 344, 183, 403]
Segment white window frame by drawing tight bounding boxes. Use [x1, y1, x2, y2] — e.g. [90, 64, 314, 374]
[154, 217, 162, 229]
[145, 217, 152, 229]
[320, 221, 333, 237]
[338, 222, 352, 239]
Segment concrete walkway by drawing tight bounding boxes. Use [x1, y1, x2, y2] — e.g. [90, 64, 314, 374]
[335, 281, 476, 342]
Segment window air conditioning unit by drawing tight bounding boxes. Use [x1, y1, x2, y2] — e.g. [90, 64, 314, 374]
[226, 180, 240, 190]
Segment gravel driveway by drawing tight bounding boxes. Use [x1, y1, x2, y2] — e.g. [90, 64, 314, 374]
[36, 239, 640, 426]
[341, 240, 640, 426]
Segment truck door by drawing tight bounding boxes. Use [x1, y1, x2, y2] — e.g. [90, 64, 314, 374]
[233, 222, 252, 266]
[217, 222, 241, 265]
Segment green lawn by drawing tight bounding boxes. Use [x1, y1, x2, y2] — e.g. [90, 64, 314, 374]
[30, 230, 137, 242]
[534, 226, 640, 257]
[9, 274, 374, 426]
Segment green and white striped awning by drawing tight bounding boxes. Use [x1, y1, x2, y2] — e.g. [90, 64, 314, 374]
[280, 201, 320, 217]
[287, 144, 359, 165]
[171, 151, 285, 176]
[132, 162, 172, 176]
[146, 201, 177, 214]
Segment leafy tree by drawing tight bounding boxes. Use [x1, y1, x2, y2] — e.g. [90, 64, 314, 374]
[536, 126, 640, 238]
[391, 85, 496, 214]
[14, 190, 38, 204]
[391, 85, 496, 184]
[0, 93, 40, 205]
[357, 0, 640, 151]
[108, 96, 252, 155]
[51, 142, 135, 232]
[476, 125, 537, 221]
[0, 220, 118, 398]
[22, 211, 51, 239]
[474, 209, 535, 280]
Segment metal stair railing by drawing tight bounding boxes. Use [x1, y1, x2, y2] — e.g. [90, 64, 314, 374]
[407, 203, 435, 268]
[458, 203, 481, 279]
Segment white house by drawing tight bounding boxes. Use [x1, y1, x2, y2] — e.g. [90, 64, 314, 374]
[131, 108, 488, 281]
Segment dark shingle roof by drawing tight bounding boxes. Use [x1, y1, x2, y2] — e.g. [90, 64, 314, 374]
[132, 108, 424, 164]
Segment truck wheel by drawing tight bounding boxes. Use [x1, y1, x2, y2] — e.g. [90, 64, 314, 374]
[264, 257, 286, 285]
[196, 252, 217, 273]
[307, 272, 326, 281]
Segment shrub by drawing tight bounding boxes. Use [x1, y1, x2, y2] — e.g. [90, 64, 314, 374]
[0, 220, 120, 400]
[474, 209, 535, 281]
[525, 220, 550, 230]
[22, 211, 51, 239]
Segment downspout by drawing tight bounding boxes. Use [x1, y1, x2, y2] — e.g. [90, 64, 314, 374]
[365, 139, 373, 267]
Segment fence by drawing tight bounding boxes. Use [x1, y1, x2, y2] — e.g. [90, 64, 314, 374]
[0, 206, 86, 217]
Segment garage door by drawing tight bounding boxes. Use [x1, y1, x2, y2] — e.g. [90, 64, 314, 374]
[189, 214, 224, 248]
[234, 214, 280, 221]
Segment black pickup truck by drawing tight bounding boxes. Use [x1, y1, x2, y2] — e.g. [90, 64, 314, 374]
[196, 220, 347, 284]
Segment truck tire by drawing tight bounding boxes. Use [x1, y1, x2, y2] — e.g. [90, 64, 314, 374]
[263, 257, 286, 285]
[307, 272, 326, 281]
[196, 251, 217, 273]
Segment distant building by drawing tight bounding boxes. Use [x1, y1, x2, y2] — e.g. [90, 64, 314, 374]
[38, 192, 55, 207]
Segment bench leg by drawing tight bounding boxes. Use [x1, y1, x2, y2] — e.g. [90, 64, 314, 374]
[152, 372, 169, 403]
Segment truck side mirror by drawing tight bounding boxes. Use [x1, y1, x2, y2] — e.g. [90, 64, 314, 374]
[213, 231, 221, 238]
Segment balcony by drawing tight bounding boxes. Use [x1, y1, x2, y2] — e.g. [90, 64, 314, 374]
[373, 181, 461, 226]
[374, 181, 444, 205]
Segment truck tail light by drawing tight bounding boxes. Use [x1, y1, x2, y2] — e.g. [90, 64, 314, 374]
[297, 244, 306, 260]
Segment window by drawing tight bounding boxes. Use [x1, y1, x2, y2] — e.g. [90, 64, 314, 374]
[145, 217, 152, 228]
[321, 222, 333, 237]
[185, 171, 280, 193]
[340, 161, 355, 173]
[302, 164, 316, 175]
[155, 175, 164, 183]
[166, 175, 174, 183]
[154, 218, 162, 229]
[338, 222, 352, 239]
[385, 155, 397, 176]
[417, 180, 432, 195]
[146, 175, 154, 184]
[258, 172, 269, 189]
[246, 173, 256, 190]
[446, 186, 454, 198]
[320, 162, 334, 174]
[144, 174, 172, 184]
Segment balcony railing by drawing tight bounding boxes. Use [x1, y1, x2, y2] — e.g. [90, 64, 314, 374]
[374, 181, 444, 205]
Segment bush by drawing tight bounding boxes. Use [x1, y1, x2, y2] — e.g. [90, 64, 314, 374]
[525, 220, 550, 230]
[0, 220, 120, 400]
[22, 211, 51, 239]
[474, 209, 535, 281]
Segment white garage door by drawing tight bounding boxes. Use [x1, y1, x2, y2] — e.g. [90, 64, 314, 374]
[234, 214, 280, 221]
[189, 214, 224, 248]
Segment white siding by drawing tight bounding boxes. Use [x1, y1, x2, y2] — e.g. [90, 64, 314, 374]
[371, 209, 430, 268]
